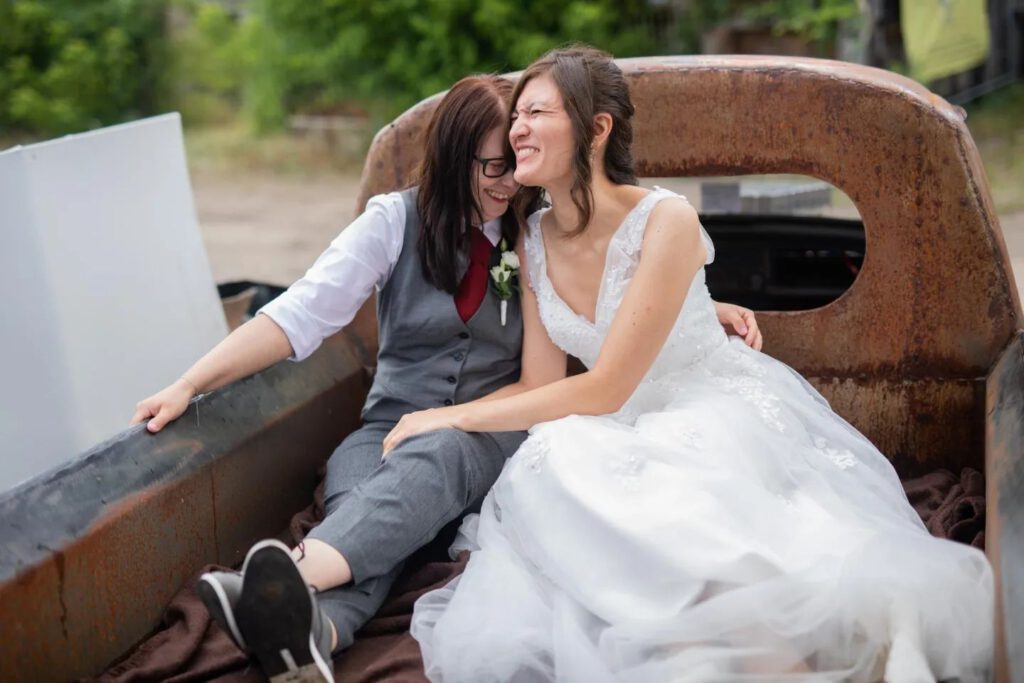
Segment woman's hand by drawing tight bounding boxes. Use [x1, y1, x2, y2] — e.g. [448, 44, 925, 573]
[382, 407, 462, 458]
[713, 302, 763, 351]
[130, 378, 197, 433]
[128, 315, 295, 434]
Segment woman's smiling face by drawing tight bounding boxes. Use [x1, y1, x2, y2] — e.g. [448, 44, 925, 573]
[509, 74, 575, 189]
[473, 124, 518, 224]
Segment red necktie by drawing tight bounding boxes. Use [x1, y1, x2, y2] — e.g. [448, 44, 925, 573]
[454, 228, 492, 323]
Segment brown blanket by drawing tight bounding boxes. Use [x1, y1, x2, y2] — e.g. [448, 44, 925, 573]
[903, 467, 986, 548]
[91, 467, 986, 683]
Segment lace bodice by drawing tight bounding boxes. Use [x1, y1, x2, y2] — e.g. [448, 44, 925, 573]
[522, 188, 727, 419]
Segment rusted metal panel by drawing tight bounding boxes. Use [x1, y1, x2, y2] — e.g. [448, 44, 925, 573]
[809, 376, 984, 475]
[0, 333, 369, 682]
[986, 332, 1024, 683]
[623, 57, 1021, 379]
[1, 464, 217, 682]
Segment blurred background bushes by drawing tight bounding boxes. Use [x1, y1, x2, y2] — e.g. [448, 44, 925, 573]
[3, 0, 1019, 209]
[0, 0, 860, 138]
[0, 0, 168, 135]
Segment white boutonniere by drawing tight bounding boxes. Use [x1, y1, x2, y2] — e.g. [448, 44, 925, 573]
[489, 238, 520, 326]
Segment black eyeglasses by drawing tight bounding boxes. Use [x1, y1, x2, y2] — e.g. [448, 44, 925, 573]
[475, 155, 515, 178]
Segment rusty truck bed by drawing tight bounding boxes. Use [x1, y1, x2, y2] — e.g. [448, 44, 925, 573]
[1, 56, 1021, 682]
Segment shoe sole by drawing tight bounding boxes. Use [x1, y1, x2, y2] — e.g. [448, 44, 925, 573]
[197, 573, 247, 650]
[235, 540, 334, 683]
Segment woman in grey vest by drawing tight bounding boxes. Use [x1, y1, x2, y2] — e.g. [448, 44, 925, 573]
[131, 74, 761, 683]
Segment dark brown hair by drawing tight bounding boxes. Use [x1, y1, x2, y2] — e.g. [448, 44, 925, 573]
[511, 45, 638, 236]
[416, 75, 519, 293]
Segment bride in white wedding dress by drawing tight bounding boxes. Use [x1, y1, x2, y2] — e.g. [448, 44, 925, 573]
[383, 46, 994, 682]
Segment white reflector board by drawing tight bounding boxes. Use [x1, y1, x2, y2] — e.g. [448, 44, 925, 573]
[0, 113, 228, 491]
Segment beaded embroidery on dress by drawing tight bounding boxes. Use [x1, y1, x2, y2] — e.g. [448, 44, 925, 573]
[411, 188, 993, 683]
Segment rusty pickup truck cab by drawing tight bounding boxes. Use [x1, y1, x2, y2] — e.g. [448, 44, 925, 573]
[1, 56, 1021, 682]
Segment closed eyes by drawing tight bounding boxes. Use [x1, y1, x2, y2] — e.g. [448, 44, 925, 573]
[511, 108, 548, 121]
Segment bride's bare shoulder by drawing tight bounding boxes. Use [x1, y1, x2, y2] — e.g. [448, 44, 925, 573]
[642, 196, 705, 262]
[648, 193, 699, 231]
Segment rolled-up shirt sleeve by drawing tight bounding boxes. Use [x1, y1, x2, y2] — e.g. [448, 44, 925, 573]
[258, 192, 406, 361]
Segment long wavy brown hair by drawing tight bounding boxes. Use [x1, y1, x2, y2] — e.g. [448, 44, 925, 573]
[511, 45, 638, 237]
[416, 75, 519, 293]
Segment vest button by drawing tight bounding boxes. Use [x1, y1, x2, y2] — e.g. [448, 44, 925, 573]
[453, 351, 464, 361]
[446, 376, 456, 384]
[458, 332, 470, 339]
[443, 399, 453, 406]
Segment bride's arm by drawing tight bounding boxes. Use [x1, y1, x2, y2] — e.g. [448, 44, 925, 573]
[479, 239, 760, 406]
[480, 298, 760, 405]
[469, 238, 567, 403]
[383, 198, 704, 451]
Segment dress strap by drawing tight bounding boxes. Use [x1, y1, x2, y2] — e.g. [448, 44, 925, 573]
[619, 188, 672, 255]
[621, 187, 715, 265]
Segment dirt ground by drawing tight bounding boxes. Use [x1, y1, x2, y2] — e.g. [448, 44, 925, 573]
[191, 169, 1024, 304]
[191, 169, 363, 285]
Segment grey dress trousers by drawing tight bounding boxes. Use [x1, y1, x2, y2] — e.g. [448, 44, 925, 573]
[303, 189, 526, 651]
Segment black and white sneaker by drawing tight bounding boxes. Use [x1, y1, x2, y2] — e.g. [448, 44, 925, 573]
[197, 570, 247, 652]
[234, 539, 334, 683]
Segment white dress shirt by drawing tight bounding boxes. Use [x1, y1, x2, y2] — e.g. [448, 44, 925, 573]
[259, 191, 503, 361]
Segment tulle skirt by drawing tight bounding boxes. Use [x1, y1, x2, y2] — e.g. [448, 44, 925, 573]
[411, 339, 993, 682]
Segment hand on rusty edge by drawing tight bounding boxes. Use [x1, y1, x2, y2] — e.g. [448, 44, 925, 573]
[130, 377, 196, 433]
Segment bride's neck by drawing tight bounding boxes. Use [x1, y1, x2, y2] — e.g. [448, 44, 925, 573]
[545, 170, 621, 238]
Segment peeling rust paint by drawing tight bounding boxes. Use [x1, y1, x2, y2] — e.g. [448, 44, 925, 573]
[986, 333, 1024, 683]
[0, 334, 369, 682]
[809, 376, 985, 476]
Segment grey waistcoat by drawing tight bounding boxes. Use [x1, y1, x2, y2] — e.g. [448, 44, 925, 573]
[361, 189, 523, 423]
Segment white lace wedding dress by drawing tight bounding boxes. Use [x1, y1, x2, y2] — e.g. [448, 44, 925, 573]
[410, 188, 993, 682]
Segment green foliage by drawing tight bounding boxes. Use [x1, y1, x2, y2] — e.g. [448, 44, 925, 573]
[1, 0, 863, 138]
[254, 0, 664, 127]
[163, 0, 284, 131]
[678, 0, 858, 48]
[0, 0, 168, 136]
[742, 0, 858, 42]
